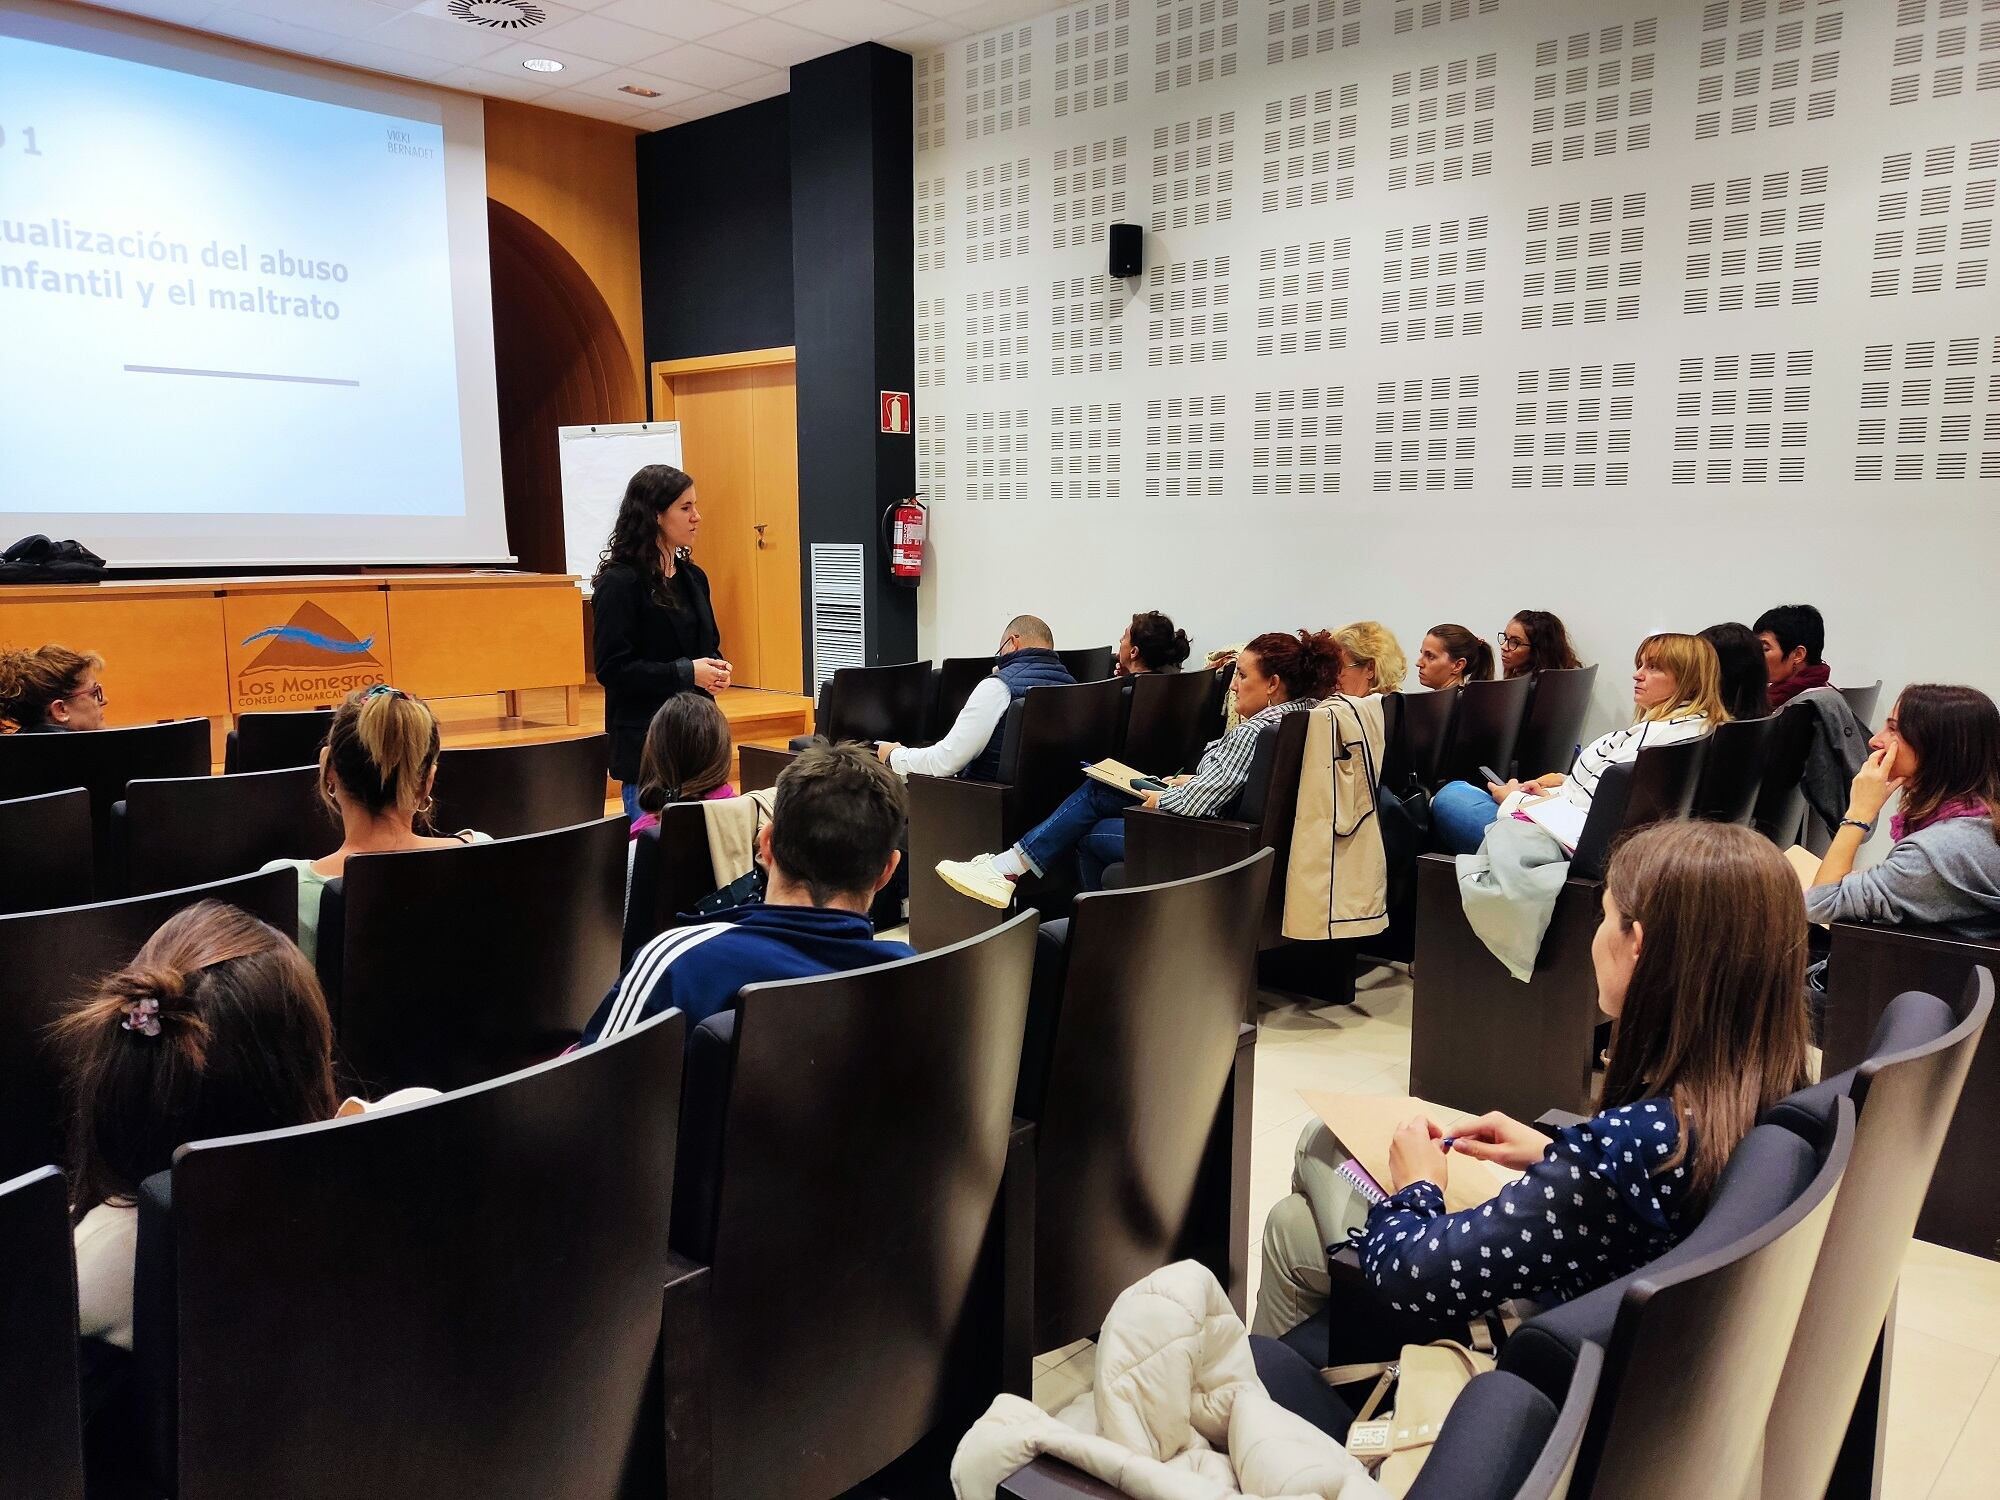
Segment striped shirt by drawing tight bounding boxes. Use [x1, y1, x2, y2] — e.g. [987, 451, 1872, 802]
[1157, 697, 1318, 819]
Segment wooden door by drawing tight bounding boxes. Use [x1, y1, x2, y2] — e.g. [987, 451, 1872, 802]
[661, 361, 801, 693]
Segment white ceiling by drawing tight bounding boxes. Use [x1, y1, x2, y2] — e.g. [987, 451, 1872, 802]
[83, 0, 1046, 130]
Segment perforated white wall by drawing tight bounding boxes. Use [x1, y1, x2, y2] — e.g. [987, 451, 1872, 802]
[913, 0, 2000, 726]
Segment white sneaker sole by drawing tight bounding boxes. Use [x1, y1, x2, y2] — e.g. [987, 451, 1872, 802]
[936, 863, 1012, 909]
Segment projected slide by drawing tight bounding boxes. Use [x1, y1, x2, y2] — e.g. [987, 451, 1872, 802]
[0, 31, 465, 517]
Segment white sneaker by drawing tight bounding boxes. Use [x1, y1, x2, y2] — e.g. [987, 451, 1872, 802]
[935, 853, 1016, 909]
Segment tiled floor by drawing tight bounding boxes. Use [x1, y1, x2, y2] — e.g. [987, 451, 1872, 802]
[1029, 968, 2000, 1496]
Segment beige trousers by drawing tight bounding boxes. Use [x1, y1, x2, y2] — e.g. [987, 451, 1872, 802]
[1250, 1119, 1374, 1337]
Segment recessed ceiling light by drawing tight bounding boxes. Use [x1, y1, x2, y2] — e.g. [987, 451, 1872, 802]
[619, 84, 661, 97]
[522, 57, 564, 73]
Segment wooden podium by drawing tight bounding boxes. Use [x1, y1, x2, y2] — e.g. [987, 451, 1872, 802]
[0, 573, 586, 727]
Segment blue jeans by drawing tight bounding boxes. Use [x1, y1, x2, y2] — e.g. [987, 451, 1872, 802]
[1432, 780, 1500, 854]
[1017, 779, 1131, 890]
[621, 782, 641, 820]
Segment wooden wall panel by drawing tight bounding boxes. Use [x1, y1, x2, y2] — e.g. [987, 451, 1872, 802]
[0, 593, 228, 725]
[749, 367, 804, 695]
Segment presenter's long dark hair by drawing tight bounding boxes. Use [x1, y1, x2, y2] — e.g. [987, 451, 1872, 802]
[595, 464, 694, 605]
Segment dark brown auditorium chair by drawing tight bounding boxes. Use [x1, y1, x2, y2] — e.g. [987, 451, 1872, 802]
[1385, 687, 1456, 793]
[739, 660, 936, 790]
[1057, 645, 1115, 682]
[621, 801, 722, 963]
[0, 789, 93, 912]
[222, 708, 333, 774]
[999, 1340, 1605, 1500]
[132, 1009, 684, 1500]
[1688, 711, 1779, 825]
[932, 654, 999, 738]
[114, 765, 337, 897]
[1750, 697, 1817, 844]
[1494, 1102, 1851, 1500]
[1408, 738, 1708, 1119]
[1835, 679, 1882, 729]
[1020, 850, 1272, 1351]
[314, 815, 625, 1096]
[427, 733, 610, 839]
[1121, 709, 1310, 950]
[907, 677, 1126, 950]
[1118, 669, 1217, 776]
[0, 718, 210, 878]
[1509, 665, 1598, 784]
[1821, 922, 2000, 1260]
[0, 1166, 85, 1500]
[1762, 970, 1991, 1499]
[660, 913, 1038, 1500]
[0, 869, 296, 1185]
[1435, 674, 1534, 790]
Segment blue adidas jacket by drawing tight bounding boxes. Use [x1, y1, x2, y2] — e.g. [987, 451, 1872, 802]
[580, 904, 914, 1046]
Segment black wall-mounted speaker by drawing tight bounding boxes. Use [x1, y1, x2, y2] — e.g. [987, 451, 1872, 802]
[1108, 222, 1143, 279]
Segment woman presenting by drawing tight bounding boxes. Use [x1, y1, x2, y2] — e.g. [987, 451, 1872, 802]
[592, 465, 731, 817]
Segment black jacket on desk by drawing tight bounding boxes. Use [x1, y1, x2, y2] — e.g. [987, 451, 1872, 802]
[592, 558, 722, 783]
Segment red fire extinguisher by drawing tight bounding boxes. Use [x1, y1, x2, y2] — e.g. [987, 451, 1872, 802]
[882, 494, 927, 586]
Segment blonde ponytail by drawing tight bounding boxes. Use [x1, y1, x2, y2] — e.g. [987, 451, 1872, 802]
[323, 685, 442, 824]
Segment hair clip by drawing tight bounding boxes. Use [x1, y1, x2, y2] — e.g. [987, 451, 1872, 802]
[120, 997, 162, 1038]
[364, 684, 410, 701]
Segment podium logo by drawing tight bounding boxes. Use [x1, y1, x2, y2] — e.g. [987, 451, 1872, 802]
[236, 603, 386, 706]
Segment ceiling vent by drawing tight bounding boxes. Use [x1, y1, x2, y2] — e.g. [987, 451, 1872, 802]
[445, 0, 548, 29]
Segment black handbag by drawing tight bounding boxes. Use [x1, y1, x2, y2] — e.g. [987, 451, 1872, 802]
[1, 534, 107, 584]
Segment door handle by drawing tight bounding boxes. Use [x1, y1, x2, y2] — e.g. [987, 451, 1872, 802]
[754, 523, 767, 549]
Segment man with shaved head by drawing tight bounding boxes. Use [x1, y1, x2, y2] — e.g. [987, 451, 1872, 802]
[876, 614, 1074, 780]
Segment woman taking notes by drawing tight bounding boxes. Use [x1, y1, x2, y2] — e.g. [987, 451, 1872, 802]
[593, 465, 732, 817]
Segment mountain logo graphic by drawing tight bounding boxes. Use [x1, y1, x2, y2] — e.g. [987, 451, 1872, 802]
[239, 603, 383, 672]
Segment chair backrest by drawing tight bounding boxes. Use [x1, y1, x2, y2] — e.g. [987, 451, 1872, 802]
[0, 1167, 85, 1500]
[0, 869, 297, 1185]
[0, 719, 211, 876]
[1513, 1104, 1852, 1500]
[224, 709, 334, 773]
[1408, 1342, 1604, 1500]
[1437, 674, 1535, 788]
[932, 656, 996, 738]
[1391, 688, 1457, 791]
[822, 659, 933, 744]
[1512, 665, 1599, 781]
[1028, 851, 1273, 1350]
[1199, 658, 1236, 745]
[682, 911, 1037, 1500]
[620, 802, 724, 963]
[147, 1010, 684, 1500]
[1689, 712, 1779, 825]
[1835, 680, 1882, 728]
[1569, 735, 1708, 881]
[1750, 698, 1817, 844]
[1760, 969, 1993, 1500]
[0, 789, 92, 913]
[118, 765, 338, 896]
[319, 815, 625, 1095]
[1119, 669, 1218, 776]
[1057, 645, 1115, 682]
[428, 734, 610, 840]
[997, 677, 1129, 825]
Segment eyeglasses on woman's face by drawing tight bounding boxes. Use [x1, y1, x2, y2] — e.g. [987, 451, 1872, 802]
[68, 682, 106, 706]
[1498, 631, 1530, 652]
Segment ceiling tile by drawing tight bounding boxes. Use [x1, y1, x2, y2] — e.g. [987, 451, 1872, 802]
[594, 0, 752, 41]
[721, 67, 790, 100]
[471, 38, 618, 81]
[369, 9, 529, 63]
[771, 0, 928, 43]
[85, 0, 231, 26]
[203, 8, 454, 80]
[578, 70, 709, 106]
[710, 0, 800, 14]
[884, 0, 1004, 16]
[222, 0, 405, 30]
[879, 17, 969, 49]
[434, 61, 558, 100]
[548, 92, 651, 123]
[703, 15, 842, 68]
[525, 11, 678, 63]
[632, 40, 770, 88]
[677, 89, 761, 120]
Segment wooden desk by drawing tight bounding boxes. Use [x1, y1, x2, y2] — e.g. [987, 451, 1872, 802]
[0, 573, 586, 728]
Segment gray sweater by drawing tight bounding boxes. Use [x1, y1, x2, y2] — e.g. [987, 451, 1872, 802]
[1806, 815, 2000, 939]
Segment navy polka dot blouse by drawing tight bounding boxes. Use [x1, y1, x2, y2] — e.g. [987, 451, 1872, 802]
[1356, 1100, 1697, 1319]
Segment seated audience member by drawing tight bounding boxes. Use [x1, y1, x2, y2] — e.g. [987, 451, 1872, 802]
[1252, 820, 1811, 1335]
[874, 614, 1074, 780]
[1331, 621, 1406, 696]
[1701, 621, 1772, 721]
[1756, 603, 1833, 709]
[1431, 632, 1726, 855]
[262, 685, 490, 964]
[1414, 623, 1493, 689]
[1806, 684, 2000, 939]
[1498, 610, 1581, 679]
[934, 629, 1342, 907]
[0, 644, 107, 732]
[1116, 610, 1193, 676]
[582, 742, 911, 1044]
[56, 902, 427, 1351]
[629, 693, 735, 840]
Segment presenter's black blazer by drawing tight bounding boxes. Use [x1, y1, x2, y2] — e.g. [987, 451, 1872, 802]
[592, 558, 722, 783]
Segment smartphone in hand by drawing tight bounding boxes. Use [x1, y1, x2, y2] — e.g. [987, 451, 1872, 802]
[1130, 776, 1169, 792]
[1477, 765, 1505, 786]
